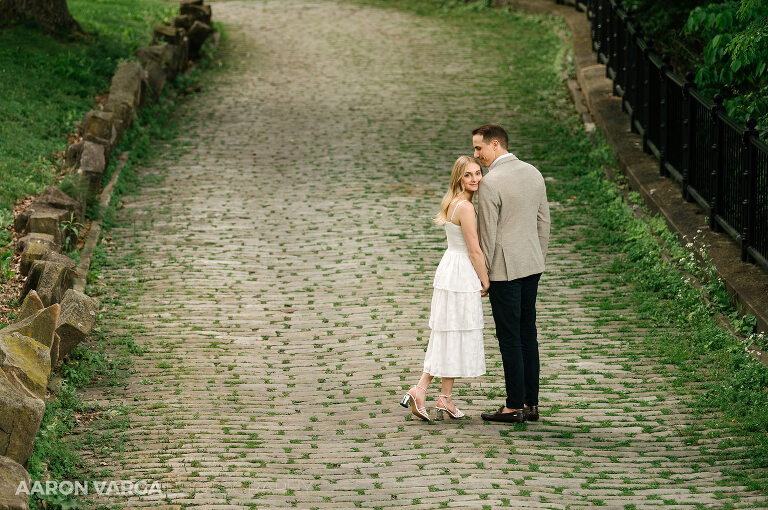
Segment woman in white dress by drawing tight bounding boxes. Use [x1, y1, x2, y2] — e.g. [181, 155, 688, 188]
[400, 155, 490, 421]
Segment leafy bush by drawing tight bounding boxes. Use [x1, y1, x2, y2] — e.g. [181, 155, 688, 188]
[618, 0, 767, 137]
[0, 209, 12, 246]
[684, 0, 768, 133]
[0, 210, 14, 281]
[621, 0, 709, 58]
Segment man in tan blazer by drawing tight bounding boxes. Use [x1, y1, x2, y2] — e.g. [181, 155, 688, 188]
[473, 124, 550, 423]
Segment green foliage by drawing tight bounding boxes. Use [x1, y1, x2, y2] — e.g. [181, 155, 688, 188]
[622, 0, 710, 50]
[27, 318, 138, 510]
[548, 127, 768, 490]
[684, 1, 768, 132]
[27, 382, 92, 510]
[0, 249, 14, 282]
[0, 209, 12, 246]
[0, 0, 174, 235]
[616, 0, 767, 136]
[60, 211, 84, 253]
[0, 209, 15, 281]
[438, 0, 492, 12]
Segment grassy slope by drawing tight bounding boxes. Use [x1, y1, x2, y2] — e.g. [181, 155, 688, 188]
[0, 0, 176, 213]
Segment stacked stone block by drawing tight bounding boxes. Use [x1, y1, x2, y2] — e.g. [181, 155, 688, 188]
[63, 0, 214, 201]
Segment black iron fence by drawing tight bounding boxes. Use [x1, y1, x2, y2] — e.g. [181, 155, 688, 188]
[554, 0, 768, 271]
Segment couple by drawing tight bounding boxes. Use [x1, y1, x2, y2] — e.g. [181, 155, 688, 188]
[400, 124, 550, 423]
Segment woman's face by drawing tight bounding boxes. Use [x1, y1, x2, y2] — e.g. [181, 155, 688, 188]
[461, 163, 483, 192]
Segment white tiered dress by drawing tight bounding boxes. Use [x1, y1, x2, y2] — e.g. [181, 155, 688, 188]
[422, 200, 486, 378]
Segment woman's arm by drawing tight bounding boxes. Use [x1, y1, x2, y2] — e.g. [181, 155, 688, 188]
[455, 202, 490, 294]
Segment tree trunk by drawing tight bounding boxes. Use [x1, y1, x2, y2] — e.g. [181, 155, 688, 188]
[0, 0, 82, 35]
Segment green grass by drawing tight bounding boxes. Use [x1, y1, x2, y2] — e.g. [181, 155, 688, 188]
[520, 59, 768, 496]
[0, 0, 177, 214]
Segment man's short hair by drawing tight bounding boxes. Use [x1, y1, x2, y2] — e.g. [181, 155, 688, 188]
[472, 124, 508, 150]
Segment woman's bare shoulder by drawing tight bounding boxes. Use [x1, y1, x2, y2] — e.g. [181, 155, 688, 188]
[457, 200, 476, 212]
[454, 200, 476, 223]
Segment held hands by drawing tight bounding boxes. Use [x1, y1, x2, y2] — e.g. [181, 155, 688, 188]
[480, 280, 490, 297]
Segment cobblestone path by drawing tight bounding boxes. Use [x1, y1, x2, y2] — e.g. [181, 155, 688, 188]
[81, 0, 766, 508]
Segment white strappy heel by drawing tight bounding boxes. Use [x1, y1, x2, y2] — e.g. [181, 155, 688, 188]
[435, 394, 464, 420]
[400, 385, 430, 421]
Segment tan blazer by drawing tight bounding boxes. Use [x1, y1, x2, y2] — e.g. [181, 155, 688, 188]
[477, 156, 551, 281]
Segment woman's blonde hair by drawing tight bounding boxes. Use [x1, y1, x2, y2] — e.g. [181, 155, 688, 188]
[433, 155, 479, 225]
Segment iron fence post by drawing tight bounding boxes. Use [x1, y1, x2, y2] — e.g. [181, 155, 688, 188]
[594, 0, 603, 55]
[627, 26, 640, 132]
[610, 2, 620, 90]
[659, 55, 671, 177]
[604, 1, 613, 79]
[742, 117, 759, 262]
[681, 72, 696, 202]
[617, 9, 630, 102]
[641, 38, 654, 154]
[709, 94, 725, 232]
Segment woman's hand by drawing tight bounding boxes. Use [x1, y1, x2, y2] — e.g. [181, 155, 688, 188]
[480, 279, 490, 297]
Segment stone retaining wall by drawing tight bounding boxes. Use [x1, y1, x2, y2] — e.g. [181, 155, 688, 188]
[0, 2, 214, 508]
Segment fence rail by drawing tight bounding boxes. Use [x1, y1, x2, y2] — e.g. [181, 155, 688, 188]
[554, 0, 768, 271]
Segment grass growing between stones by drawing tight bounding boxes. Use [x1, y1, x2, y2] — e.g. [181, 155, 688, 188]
[25, 32, 223, 510]
[357, 0, 768, 498]
[0, 0, 175, 257]
[556, 140, 768, 494]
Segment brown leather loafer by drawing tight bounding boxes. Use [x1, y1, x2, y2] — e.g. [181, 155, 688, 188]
[523, 405, 539, 422]
[480, 406, 525, 423]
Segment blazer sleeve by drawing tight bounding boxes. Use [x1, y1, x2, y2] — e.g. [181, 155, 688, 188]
[477, 179, 500, 271]
[537, 183, 551, 262]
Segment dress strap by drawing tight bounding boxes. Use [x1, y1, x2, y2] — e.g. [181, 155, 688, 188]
[449, 199, 468, 223]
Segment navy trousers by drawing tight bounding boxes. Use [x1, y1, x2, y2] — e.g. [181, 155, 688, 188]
[488, 273, 541, 410]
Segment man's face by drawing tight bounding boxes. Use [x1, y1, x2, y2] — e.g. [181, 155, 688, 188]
[473, 134, 495, 167]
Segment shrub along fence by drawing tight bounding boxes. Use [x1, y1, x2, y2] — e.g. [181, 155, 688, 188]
[555, 0, 768, 272]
